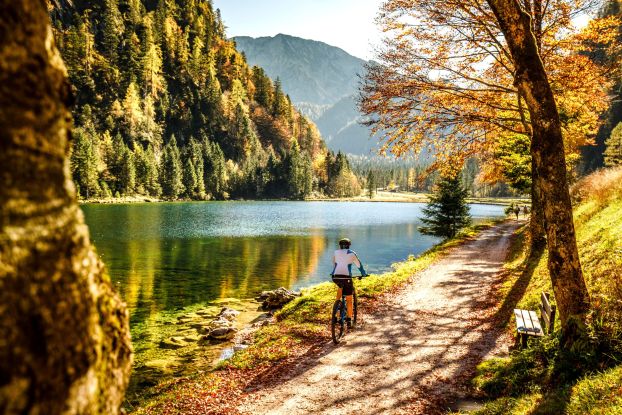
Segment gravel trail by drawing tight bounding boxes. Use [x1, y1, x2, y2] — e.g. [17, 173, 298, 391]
[238, 221, 521, 415]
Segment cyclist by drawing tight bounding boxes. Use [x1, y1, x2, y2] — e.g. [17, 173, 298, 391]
[331, 237, 367, 328]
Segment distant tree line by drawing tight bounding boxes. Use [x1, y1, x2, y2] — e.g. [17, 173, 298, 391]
[349, 156, 520, 198]
[51, 0, 361, 200]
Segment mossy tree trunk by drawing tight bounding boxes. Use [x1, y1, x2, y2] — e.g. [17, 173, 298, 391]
[0, 1, 132, 414]
[486, 0, 590, 344]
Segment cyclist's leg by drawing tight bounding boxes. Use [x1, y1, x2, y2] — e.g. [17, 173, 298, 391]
[342, 278, 354, 318]
[335, 287, 343, 301]
[346, 295, 353, 318]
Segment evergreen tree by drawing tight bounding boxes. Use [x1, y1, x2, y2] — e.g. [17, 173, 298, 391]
[182, 156, 198, 198]
[118, 144, 136, 195]
[135, 144, 162, 196]
[367, 170, 376, 199]
[71, 127, 101, 199]
[189, 138, 206, 199]
[604, 122, 622, 167]
[272, 78, 287, 119]
[160, 136, 184, 198]
[101, 0, 124, 63]
[420, 175, 471, 238]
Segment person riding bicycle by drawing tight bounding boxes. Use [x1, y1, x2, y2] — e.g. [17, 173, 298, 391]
[331, 237, 367, 328]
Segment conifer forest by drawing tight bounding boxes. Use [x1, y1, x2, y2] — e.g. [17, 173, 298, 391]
[50, 0, 360, 200]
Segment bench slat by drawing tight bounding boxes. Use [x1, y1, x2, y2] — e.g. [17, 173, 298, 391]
[541, 292, 553, 316]
[529, 310, 543, 336]
[514, 308, 543, 336]
[521, 309, 534, 331]
[514, 309, 527, 332]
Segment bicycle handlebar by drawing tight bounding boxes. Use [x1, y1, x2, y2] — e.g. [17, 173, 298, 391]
[330, 275, 370, 280]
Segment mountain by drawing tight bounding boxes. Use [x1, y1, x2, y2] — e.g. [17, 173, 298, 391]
[234, 34, 379, 156]
[234, 34, 366, 106]
[315, 95, 379, 155]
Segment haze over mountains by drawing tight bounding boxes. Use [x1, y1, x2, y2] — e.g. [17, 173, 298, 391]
[234, 34, 380, 155]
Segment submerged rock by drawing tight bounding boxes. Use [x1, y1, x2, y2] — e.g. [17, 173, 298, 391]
[259, 287, 301, 310]
[159, 336, 188, 350]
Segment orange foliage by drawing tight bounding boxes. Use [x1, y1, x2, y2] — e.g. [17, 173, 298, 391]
[360, 0, 617, 175]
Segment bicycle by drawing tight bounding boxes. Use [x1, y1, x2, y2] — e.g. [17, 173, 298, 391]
[331, 275, 366, 344]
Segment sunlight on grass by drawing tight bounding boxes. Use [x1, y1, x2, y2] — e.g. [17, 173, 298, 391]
[472, 167, 622, 415]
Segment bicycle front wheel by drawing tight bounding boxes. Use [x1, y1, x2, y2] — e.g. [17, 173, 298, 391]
[331, 299, 344, 344]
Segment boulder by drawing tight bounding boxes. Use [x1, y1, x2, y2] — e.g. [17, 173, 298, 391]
[260, 287, 301, 310]
[209, 327, 238, 341]
[216, 307, 240, 321]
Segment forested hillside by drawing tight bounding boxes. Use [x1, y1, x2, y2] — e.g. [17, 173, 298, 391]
[49, 0, 360, 200]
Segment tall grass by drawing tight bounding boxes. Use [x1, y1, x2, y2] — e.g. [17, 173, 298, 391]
[468, 166, 622, 415]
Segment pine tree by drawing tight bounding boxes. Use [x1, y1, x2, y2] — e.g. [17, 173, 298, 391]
[203, 140, 227, 199]
[71, 127, 101, 199]
[189, 138, 206, 199]
[118, 144, 136, 196]
[420, 175, 471, 238]
[367, 170, 376, 199]
[272, 78, 288, 119]
[182, 156, 197, 198]
[161, 135, 185, 199]
[604, 122, 622, 167]
[101, 0, 124, 63]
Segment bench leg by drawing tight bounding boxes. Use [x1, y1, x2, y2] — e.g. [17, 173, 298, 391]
[521, 333, 528, 348]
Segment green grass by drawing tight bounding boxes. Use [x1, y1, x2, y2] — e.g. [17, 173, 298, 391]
[470, 168, 622, 415]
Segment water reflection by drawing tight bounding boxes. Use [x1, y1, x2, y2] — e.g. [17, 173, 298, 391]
[82, 201, 504, 323]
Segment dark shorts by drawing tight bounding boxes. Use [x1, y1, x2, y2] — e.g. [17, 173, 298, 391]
[332, 275, 354, 296]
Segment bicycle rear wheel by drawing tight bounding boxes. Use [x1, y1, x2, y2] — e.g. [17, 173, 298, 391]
[331, 300, 344, 344]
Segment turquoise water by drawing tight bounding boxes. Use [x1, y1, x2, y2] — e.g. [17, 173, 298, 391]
[82, 201, 505, 323]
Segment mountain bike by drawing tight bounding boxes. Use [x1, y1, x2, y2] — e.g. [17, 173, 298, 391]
[331, 276, 365, 344]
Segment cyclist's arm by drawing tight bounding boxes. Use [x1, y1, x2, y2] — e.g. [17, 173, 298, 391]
[331, 254, 336, 276]
[352, 252, 366, 276]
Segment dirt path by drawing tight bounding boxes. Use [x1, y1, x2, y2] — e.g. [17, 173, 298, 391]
[238, 221, 522, 415]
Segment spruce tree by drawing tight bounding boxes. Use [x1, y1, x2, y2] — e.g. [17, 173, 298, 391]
[161, 136, 184, 199]
[182, 156, 198, 198]
[604, 122, 622, 167]
[367, 170, 376, 199]
[118, 144, 136, 196]
[420, 175, 471, 238]
[70, 127, 101, 199]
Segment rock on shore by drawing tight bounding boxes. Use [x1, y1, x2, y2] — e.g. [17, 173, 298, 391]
[257, 287, 301, 310]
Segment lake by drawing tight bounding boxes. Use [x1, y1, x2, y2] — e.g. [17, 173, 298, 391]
[81, 201, 505, 390]
[82, 201, 505, 319]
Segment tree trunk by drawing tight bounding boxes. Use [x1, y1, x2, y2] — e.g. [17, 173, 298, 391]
[486, 0, 590, 343]
[530, 157, 547, 251]
[0, 1, 132, 414]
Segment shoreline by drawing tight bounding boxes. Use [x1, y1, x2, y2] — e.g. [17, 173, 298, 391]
[127, 220, 506, 413]
[79, 193, 530, 206]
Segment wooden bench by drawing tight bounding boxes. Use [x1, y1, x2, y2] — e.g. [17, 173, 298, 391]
[514, 292, 556, 348]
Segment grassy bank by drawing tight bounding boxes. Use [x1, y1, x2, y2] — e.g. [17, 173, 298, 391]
[465, 167, 622, 415]
[129, 222, 497, 414]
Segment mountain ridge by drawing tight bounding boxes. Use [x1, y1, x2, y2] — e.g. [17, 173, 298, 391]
[234, 33, 379, 155]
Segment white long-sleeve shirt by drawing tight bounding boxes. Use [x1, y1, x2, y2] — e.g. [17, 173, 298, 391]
[332, 249, 365, 276]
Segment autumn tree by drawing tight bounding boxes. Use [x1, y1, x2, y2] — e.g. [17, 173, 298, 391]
[360, 0, 615, 250]
[486, 0, 591, 342]
[363, 0, 596, 342]
[604, 122, 622, 166]
[0, 1, 131, 412]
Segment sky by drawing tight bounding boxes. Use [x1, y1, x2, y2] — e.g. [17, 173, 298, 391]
[212, 0, 383, 60]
